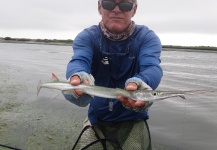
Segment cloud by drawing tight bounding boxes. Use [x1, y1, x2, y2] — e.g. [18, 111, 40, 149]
[0, 0, 98, 30]
[0, 0, 217, 46]
[134, 0, 217, 34]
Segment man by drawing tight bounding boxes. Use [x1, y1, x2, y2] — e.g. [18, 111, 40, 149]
[64, 0, 163, 149]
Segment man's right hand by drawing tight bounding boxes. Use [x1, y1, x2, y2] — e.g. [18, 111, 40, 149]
[70, 75, 90, 96]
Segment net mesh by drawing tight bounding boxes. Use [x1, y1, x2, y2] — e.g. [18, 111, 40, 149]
[72, 120, 151, 150]
[72, 126, 104, 150]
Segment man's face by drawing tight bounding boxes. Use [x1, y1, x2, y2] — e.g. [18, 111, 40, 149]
[98, 0, 137, 34]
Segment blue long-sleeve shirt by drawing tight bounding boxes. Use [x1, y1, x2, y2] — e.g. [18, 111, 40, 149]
[66, 24, 163, 124]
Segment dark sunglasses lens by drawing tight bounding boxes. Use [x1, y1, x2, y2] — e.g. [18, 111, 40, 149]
[119, 3, 133, 12]
[102, 1, 116, 10]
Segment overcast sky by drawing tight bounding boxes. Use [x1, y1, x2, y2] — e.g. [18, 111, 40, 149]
[0, 0, 217, 46]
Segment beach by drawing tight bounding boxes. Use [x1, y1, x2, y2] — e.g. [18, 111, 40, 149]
[0, 42, 217, 150]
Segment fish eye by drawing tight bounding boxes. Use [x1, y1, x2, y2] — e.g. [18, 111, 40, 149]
[153, 92, 158, 96]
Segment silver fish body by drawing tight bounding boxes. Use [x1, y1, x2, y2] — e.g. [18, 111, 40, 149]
[37, 73, 215, 102]
[72, 85, 131, 99]
[39, 81, 73, 91]
[38, 81, 131, 99]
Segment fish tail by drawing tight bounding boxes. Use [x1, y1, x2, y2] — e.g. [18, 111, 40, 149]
[37, 80, 42, 96]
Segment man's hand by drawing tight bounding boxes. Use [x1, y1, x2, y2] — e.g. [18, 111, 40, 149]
[117, 82, 148, 111]
[70, 75, 90, 96]
[68, 71, 95, 97]
[63, 72, 94, 107]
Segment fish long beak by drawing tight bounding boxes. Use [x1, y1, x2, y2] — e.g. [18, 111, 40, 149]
[37, 80, 42, 96]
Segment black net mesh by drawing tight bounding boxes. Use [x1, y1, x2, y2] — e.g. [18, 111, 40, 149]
[72, 120, 151, 150]
[72, 126, 105, 150]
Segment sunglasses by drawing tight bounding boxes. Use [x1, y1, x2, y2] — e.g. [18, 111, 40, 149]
[101, 0, 135, 12]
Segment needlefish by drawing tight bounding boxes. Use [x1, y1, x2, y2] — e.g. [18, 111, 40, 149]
[37, 73, 215, 102]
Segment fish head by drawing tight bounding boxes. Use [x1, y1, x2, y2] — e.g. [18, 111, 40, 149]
[131, 90, 164, 101]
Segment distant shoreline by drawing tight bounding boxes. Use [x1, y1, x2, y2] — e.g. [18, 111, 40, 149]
[0, 37, 73, 46]
[162, 45, 217, 53]
[1, 37, 217, 52]
[162, 47, 217, 53]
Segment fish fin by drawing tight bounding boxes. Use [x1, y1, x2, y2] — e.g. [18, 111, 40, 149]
[62, 90, 74, 95]
[52, 92, 61, 99]
[37, 80, 42, 96]
[51, 73, 59, 82]
[62, 90, 80, 99]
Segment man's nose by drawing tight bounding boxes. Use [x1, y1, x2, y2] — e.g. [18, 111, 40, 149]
[113, 5, 121, 12]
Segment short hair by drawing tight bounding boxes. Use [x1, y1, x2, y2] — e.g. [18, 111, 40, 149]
[99, 0, 137, 4]
[132, 0, 137, 4]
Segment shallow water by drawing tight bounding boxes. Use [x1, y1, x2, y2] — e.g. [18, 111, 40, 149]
[150, 50, 217, 150]
[0, 42, 217, 150]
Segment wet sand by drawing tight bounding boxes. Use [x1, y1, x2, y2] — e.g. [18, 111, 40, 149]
[0, 43, 88, 150]
[0, 64, 88, 150]
[0, 42, 217, 150]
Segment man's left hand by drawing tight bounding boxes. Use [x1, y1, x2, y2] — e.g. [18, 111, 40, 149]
[117, 82, 148, 111]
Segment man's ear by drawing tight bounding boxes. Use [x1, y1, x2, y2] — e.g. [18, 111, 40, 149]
[98, 1, 102, 15]
[131, 4, 137, 17]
